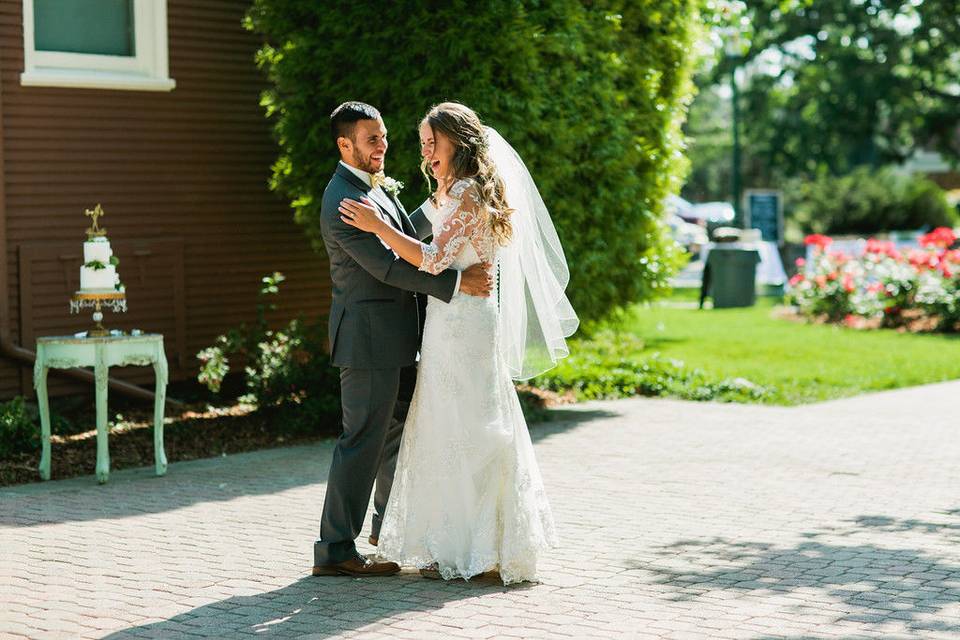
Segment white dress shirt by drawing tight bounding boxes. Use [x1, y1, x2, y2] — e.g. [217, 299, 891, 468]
[339, 161, 461, 293]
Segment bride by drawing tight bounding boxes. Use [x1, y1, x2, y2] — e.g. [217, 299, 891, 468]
[338, 102, 578, 584]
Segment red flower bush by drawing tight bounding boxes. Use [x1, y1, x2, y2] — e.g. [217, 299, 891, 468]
[919, 227, 957, 249]
[942, 249, 960, 264]
[864, 238, 901, 260]
[804, 234, 833, 250]
[907, 249, 939, 270]
[842, 274, 855, 293]
[788, 229, 960, 332]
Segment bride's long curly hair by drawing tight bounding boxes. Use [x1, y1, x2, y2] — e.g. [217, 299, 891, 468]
[420, 102, 514, 246]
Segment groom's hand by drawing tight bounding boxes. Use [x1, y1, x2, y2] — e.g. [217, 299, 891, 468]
[460, 262, 494, 297]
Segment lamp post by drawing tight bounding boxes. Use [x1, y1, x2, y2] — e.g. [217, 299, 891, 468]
[725, 32, 744, 228]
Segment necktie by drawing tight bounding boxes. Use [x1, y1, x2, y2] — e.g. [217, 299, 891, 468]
[370, 171, 386, 190]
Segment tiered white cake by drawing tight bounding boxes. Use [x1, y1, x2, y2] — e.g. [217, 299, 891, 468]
[80, 236, 122, 292]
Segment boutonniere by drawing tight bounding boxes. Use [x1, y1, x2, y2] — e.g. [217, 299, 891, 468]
[382, 176, 404, 197]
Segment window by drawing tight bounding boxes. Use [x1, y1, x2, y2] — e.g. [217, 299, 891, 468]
[21, 0, 175, 91]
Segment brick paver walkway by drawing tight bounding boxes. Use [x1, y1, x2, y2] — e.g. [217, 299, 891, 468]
[3, 381, 960, 639]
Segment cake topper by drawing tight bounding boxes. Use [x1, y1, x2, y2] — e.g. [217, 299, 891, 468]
[84, 204, 107, 238]
[73, 203, 125, 335]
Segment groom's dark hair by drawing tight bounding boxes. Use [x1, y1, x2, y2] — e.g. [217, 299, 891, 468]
[330, 101, 381, 148]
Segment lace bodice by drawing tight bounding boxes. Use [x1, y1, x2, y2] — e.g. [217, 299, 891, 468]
[419, 179, 497, 274]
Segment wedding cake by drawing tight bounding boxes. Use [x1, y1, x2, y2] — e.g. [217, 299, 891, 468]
[78, 205, 124, 293]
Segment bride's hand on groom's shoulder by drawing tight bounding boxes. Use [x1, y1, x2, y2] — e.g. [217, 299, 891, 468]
[339, 197, 385, 234]
[460, 262, 494, 298]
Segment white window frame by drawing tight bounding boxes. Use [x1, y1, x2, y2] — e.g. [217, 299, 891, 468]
[20, 0, 175, 91]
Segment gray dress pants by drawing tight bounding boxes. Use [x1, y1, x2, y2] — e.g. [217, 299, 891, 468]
[313, 366, 404, 566]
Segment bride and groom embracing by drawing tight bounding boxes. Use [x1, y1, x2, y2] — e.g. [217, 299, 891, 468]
[312, 101, 578, 585]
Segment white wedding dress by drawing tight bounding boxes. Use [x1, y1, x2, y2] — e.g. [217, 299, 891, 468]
[377, 179, 558, 584]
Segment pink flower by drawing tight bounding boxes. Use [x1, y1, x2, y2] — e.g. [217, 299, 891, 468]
[919, 227, 957, 249]
[795, 257, 806, 268]
[842, 274, 855, 293]
[863, 238, 901, 260]
[805, 233, 833, 248]
[866, 282, 884, 294]
[908, 250, 938, 270]
[942, 249, 960, 264]
[828, 251, 851, 264]
[789, 273, 805, 287]
[865, 238, 893, 254]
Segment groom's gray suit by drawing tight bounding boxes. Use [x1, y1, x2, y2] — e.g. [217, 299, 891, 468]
[314, 162, 458, 566]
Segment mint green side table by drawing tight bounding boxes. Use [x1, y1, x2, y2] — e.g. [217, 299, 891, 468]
[33, 334, 168, 484]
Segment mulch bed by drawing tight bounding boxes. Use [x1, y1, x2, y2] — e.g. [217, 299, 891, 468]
[773, 305, 952, 332]
[0, 402, 334, 487]
[1, 387, 562, 488]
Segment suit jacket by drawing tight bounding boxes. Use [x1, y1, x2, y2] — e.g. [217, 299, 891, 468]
[319, 163, 458, 369]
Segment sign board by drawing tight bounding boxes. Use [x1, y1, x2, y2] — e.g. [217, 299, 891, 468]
[743, 189, 784, 245]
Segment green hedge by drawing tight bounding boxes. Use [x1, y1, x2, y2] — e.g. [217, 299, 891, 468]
[529, 331, 772, 403]
[785, 167, 957, 237]
[245, 0, 702, 321]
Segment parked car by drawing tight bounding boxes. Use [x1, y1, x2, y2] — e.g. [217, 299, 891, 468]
[665, 195, 721, 253]
[667, 214, 709, 254]
[690, 201, 736, 225]
[668, 196, 736, 225]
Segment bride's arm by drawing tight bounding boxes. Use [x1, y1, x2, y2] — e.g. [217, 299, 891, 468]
[339, 197, 427, 267]
[340, 182, 482, 275]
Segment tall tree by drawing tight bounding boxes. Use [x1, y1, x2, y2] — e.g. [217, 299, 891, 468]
[712, 0, 960, 182]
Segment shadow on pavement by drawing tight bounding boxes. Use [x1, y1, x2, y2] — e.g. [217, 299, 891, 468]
[529, 407, 620, 444]
[1, 404, 615, 527]
[102, 572, 532, 639]
[638, 510, 960, 636]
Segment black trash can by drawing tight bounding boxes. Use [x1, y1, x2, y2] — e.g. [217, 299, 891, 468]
[705, 247, 761, 308]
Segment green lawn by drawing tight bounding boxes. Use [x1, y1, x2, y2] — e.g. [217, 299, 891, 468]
[621, 297, 960, 405]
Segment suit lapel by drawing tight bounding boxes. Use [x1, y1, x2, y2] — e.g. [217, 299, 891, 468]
[388, 189, 405, 215]
[387, 190, 417, 237]
[334, 163, 404, 232]
[367, 188, 404, 230]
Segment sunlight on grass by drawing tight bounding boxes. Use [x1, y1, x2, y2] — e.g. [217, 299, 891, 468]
[623, 297, 960, 404]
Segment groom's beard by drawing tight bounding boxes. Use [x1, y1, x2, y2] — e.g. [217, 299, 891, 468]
[352, 147, 382, 174]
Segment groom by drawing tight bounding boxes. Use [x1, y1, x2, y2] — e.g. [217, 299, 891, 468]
[312, 102, 493, 577]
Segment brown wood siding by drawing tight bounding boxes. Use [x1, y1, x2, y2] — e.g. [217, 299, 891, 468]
[0, 0, 331, 399]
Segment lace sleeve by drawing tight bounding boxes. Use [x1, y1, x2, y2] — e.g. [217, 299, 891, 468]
[419, 179, 483, 275]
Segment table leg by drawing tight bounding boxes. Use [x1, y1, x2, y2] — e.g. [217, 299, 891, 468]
[153, 346, 168, 476]
[94, 346, 110, 484]
[33, 355, 51, 481]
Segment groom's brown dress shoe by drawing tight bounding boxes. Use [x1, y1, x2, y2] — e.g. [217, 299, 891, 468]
[368, 535, 378, 547]
[312, 554, 399, 577]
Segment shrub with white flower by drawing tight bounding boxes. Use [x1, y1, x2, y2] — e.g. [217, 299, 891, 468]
[787, 227, 960, 332]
